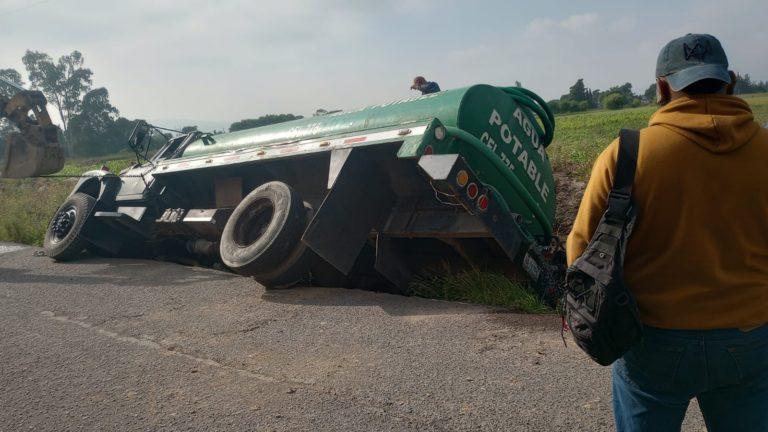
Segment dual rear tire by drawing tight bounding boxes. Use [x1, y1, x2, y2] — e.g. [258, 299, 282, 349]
[219, 181, 316, 289]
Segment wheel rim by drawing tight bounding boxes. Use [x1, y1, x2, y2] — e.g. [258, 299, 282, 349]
[233, 200, 274, 247]
[51, 206, 77, 243]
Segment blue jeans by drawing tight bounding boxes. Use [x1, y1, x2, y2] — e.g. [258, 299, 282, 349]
[612, 324, 768, 431]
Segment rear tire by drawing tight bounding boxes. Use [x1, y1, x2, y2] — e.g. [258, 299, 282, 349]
[254, 242, 317, 289]
[43, 193, 96, 261]
[219, 181, 308, 276]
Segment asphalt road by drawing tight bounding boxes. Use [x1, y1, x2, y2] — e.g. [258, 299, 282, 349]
[0, 245, 706, 431]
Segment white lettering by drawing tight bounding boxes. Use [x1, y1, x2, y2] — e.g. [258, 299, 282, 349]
[527, 160, 538, 181]
[484, 107, 552, 204]
[500, 152, 514, 170]
[517, 150, 529, 167]
[489, 109, 502, 126]
[500, 124, 513, 144]
[480, 132, 497, 151]
[534, 172, 543, 193]
[513, 107, 523, 126]
[512, 135, 523, 155]
[523, 118, 533, 137]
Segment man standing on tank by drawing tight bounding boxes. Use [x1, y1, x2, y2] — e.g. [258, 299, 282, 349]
[410, 76, 441, 95]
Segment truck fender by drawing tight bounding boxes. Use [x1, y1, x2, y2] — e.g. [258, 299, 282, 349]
[70, 170, 121, 204]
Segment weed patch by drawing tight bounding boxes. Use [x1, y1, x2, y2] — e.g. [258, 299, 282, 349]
[411, 270, 552, 313]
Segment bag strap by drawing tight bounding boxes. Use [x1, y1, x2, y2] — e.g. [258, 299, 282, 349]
[605, 129, 640, 222]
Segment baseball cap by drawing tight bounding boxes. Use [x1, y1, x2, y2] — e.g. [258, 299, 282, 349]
[656, 34, 731, 91]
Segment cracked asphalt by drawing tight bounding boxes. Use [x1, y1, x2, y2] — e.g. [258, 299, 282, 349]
[0, 245, 706, 431]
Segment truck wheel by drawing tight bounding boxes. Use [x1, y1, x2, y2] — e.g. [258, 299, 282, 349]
[254, 242, 317, 289]
[43, 192, 96, 261]
[219, 181, 308, 276]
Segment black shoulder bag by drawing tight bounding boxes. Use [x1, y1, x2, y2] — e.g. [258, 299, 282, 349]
[564, 129, 643, 366]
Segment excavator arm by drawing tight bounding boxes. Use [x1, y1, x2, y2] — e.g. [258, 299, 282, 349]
[0, 79, 64, 178]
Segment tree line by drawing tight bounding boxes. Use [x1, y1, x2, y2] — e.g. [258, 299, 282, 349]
[0, 50, 312, 158]
[549, 73, 767, 114]
[547, 79, 649, 114]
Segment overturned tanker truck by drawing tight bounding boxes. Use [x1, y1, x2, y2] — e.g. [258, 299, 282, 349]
[43, 85, 565, 302]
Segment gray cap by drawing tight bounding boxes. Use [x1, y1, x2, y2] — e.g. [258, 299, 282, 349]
[656, 33, 730, 91]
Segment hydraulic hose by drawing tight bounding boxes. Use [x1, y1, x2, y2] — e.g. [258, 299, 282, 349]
[499, 87, 556, 148]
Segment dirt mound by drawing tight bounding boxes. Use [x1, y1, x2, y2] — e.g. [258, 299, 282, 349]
[553, 165, 587, 238]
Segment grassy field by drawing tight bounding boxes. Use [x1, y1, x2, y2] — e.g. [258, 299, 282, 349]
[547, 93, 768, 236]
[2, 93, 767, 312]
[0, 157, 135, 247]
[550, 93, 768, 179]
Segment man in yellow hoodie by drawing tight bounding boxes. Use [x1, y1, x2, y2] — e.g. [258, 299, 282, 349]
[567, 34, 768, 431]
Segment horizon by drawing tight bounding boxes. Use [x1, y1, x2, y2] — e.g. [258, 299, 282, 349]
[2, 0, 767, 127]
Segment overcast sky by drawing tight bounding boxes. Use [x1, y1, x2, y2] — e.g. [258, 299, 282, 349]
[2, 0, 767, 128]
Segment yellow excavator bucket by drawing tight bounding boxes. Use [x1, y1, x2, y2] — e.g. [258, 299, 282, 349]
[0, 87, 65, 178]
[2, 127, 64, 178]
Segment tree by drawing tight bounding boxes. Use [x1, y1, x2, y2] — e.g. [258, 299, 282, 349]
[734, 73, 768, 94]
[598, 82, 640, 110]
[229, 114, 303, 132]
[22, 50, 93, 154]
[67, 87, 119, 156]
[568, 78, 589, 102]
[181, 125, 198, 134]
[603, 93, 628, 110]
[643, 83, 657, 104]
[547, 99, 588, 114]
[0, 68, 24, 97]
[514, 80, 522, 88]
[113, 116, 165, 157]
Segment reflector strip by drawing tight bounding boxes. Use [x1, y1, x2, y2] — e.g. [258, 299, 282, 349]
[343, 136, 367, 145]
[155, 124, 428, 175]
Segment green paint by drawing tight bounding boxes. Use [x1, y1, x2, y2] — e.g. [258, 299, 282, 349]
[181, 85, 555, 237]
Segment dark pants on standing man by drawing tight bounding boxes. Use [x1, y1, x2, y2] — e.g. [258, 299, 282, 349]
[612, 324, 768, 431]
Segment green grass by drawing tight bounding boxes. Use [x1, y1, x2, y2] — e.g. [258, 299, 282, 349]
[411, 270, 552, 314]
[57, 156, 135, 177]
[549, 93, 768, 180]
[0, 178, 73, 246]
[0, 156, 134, 247]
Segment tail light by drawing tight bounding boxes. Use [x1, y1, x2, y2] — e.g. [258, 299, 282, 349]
[477, 194, 489, 211]
[466, 182, 479, 199]
[456, 170, 469, 187]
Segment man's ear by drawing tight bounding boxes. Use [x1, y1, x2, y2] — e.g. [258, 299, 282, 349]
[726, 70, 737, 95]
[656, 78, 671, 106]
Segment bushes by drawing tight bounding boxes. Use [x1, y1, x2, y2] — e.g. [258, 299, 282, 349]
[602, 93, 628, 110]
[548, 99, 589, 114]
[0, 179, 73, 246]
